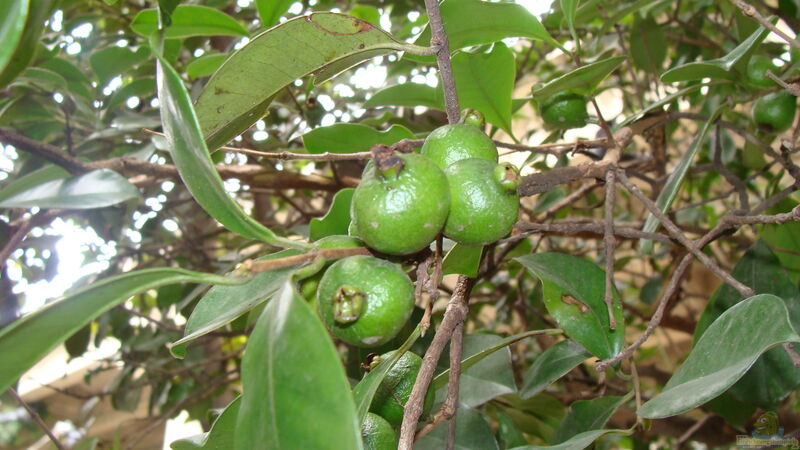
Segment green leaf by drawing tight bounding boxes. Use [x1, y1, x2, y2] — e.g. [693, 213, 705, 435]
[310, 188, 354, 241]
[256, 0, 294, 28]
[90, 46, 150, 86]
[561, 0, 581, 49]
[532, 56, 626, 106]
[364, 83, 444, 110]
[170, 250, 303, 356]
[452, 43, 515, 136]
[195, 13, 414, 150]
[352, 326, 421, 423]
[442, 243, 483, 277]
[0, 0, 52, 88]
[694, 241, 800, 409]
[516, 253, 624, 359]
[0, 0, 29, 74]
[0, 168, 139, 209]
[0, 268, 245, 394]
[510, 428, 632, 450]
[629, 16, 667, 74]
[302, 123, 414, 154]
[186, 53, 228, 79]
[435, 334, 516, 408]
[615, 83, 706, 129]
[416, 404, 499, 450]
[553, 394, 631, 443]
[520, 340, 590, 399]
[155, 52, 307, 250]
[171, 396, 240, 449]
[640, 105, 723, 248]
[413, 0, 565, 55]
[638, 294, 800, 419]
[131, 6, 248, 38]
[660, 24, 770, 83]
[760, 199, 800, 282]
[0, 165, 68, 205]
[236, 283, 362, 450]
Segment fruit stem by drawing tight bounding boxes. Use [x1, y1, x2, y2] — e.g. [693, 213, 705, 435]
[494, 163, 521, 192]
[333, 284, 366, 324]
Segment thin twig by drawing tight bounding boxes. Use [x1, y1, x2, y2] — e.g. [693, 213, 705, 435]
[729, 0, 800, 51]
[766, 71, 800, 96]
[603, 169, 618, 330]
[423, 0, 460, 123]
[399, 276, 474, 450]
[246, 247, 371, 273]
[445, 324, 463, 450]
[7, 388, 66, 450]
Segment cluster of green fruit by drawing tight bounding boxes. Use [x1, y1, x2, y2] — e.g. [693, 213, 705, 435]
[305, 121, 523, 447]
[746, 55, 797, 133]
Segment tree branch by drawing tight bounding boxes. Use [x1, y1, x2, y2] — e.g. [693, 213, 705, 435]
[423, 0, 460, 123]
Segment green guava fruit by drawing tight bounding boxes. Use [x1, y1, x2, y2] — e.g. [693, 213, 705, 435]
[753, 90, 797, 133]
[369, 351, 435, 426]
[420, 123, 498, 169]
[351, 152, 450, 255]
[746, 55, 779, 88]
[541, 91, 589, 129]
[317, 255, 414, 347]
[443, 159, 520, 245]
[361, 412, 398, 450]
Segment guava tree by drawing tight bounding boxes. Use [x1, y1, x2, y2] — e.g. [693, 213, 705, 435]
[1, 0, 800, 448]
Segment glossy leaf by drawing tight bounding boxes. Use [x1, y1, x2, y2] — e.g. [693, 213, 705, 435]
[0, 165, 68, 205]
[660, 24, 770, 83]
[131, 6, 248, 38]
[302, 123, 414, 154]
[236, 283, 362, 450]
[352, 326, 421, 422]
[638, 294, 800, 419]
[413, 0, 565, 54]
[510, 428, 632, 450]
[364, 83, 444, 110]
[171, 396, 240, 449]
[516, 253, 624, 359]
[434, 333, 516, 408]
[442, 243, 483, 277]
[532, 56, 626, 106]
[452, 43, 515, 135]
[186, 53, 227, 79]
[0, 0, 53, 88]
[0, 0, 29, 74]
[553, 394, 631, 443]
[416, 404, 499, 450]
[0, 268, 245, 394]
[0, 168, 139, 209]
[310, 188, 354, 241]
[171, 250, 303, 356]
[195, 13, 414, 150]
[256, 0, 294, 28]
[520, 340, 590, 399]
[155, 52, 307, 250]
[640, 105, 723, 248]
[694, 241, 800, 409]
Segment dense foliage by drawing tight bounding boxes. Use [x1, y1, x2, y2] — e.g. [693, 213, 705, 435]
[1, 0, 800, 448]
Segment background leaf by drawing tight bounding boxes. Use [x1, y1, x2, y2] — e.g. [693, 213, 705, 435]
[256, 0, 295, 28]
[310, 188, 354, 241]
[442, 243, 483, 277]
[0, 168, 139, 209]
[552, 394, 631, 443]
[236, 283, 362, 450]
[452, 43, 515, 136]
[630, 15, 667, 73]
[638, 294, 800, 418]
[520, 340, 590, 399]
[0, 0, 29, 74]
[194, 12, 411, 150]
[415, 404, 499, 450]
[532, 56, 626, 105]
[131, 6, 249, 38]
[0, 268, 244, 394]
[516, 253, 624, 359]
[364, 83, 444, 110]
[510, 428, 631, 450]
[302, 123, 414, 154]
[171, 396, 240, 449]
